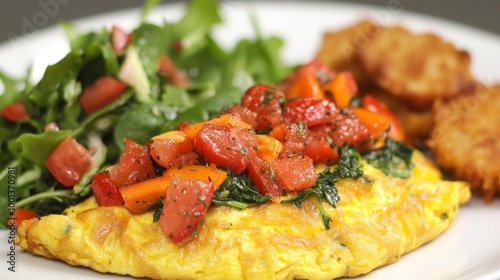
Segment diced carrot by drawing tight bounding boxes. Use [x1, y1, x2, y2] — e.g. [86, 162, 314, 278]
[256, 135, 283, 162]
[163, 164, 227, 190]
[120, 164, 227, 215]
[322, 72, 358, 108]
[183, 114, 253, 142]
[285, 67, 326, 100]
[120, 175, 171, 215]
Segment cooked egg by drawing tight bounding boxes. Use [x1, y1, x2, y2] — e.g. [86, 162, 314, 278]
[17, 150, 469, 280]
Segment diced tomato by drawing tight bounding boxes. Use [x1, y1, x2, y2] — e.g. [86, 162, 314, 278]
[150, 131, 194, 169]
[159, 175, 214, 243]
[362, 94, 407, 142]
[45, 136, 93, 187]
[90, 172, 124, 206]
[247, 157, 283, 197]
[242, 84, 284, 130]
[225, 104, 258, 128]
[270, 156, 318, 192]
[194, 124, 258, 174]
[310, 110, 370, 149]
[322, 72, 358, 108]
[283, 98, 339, 127]
[169, 152, 200, 167]
[0, 101, 30, 122]
[9, 209, 38, 230]
[269, 123, 307, 158]
[182, 114, 253, 143]
[79, 75, 127, 113]
[111, 25, 133, 54]
[107, 138, 156, 188]
[158, 54, 189, 86]
[304, 131, 339, 165]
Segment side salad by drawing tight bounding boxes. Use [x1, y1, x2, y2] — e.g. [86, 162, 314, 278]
[0, 0, 290, 228]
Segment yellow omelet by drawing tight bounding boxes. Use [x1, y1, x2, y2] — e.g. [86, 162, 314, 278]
[17, 150, 470, 280]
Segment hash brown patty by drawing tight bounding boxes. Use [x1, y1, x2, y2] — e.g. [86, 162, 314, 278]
[431, 84, 500, 201]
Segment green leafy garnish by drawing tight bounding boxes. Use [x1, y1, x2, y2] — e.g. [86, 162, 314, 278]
[212, 172, 271, 209]
[363, 138, 413, 178]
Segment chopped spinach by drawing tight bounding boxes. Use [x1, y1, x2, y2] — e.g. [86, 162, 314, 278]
[212, 172, 271, 209]
[363, 138, 413, 178]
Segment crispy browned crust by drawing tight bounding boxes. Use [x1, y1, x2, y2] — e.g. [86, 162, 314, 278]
[430, 84, 500, 201]
[315, 20, 381, 90]
[359, 26, 477, 109]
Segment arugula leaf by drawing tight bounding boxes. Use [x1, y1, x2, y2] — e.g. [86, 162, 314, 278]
[114, 103, 176, 150]
[363, 138, 414, 178]
[213, 172, 271, 209]
[172, 0, 222, 50]
[141, 0, 161, 21]
[0, 72, 23, 110]
[29, 52, 84, 108]
[8, 130, 72, 166]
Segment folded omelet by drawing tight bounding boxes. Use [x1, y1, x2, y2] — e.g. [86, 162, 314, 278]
[17, 150, 469, 280]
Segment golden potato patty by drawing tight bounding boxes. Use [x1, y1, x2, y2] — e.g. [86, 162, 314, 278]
[17, 151, 470, 280]
[431, 84, 500, 201]
[358, 25, 476, 109]
[315, 20, 381, 90]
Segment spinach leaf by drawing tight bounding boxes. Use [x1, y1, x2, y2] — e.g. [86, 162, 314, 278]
[114, 103, 176, 150]
[213, 172, 271, 209]
[363, 138, 414, 178]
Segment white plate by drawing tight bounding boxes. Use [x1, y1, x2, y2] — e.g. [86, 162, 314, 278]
[2, 2, 500, 280]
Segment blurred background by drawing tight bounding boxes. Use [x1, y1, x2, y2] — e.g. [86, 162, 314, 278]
[1, 0, 499, 43]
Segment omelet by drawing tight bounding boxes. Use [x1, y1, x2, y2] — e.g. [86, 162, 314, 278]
[16, 150, 469, 280]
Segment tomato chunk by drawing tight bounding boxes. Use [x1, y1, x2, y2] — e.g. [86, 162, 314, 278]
[79, 75, 127, 113]
[305, 131, 339, 165]
[91, 172, 124, 206]
[45, 136, 93, 187]
[311, 110, 370, 149]
[9, 209, 38, 230]
[270, 156, 318, 192]
[1, 101, 30, 122]
[158, 54, 189, 86]
[283, 98, 339, 127]
[242, 84, 285, 130]
[150, 131, 194, 169]
[107, 138, 156, 188]
[225, 104, 258, 129]
[247, 157, 283, 197]
[194, 124, 258, 174]
[159, 175, 214, 243]
[269, 123, 307, 158]
[111, 25, 133, 54]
